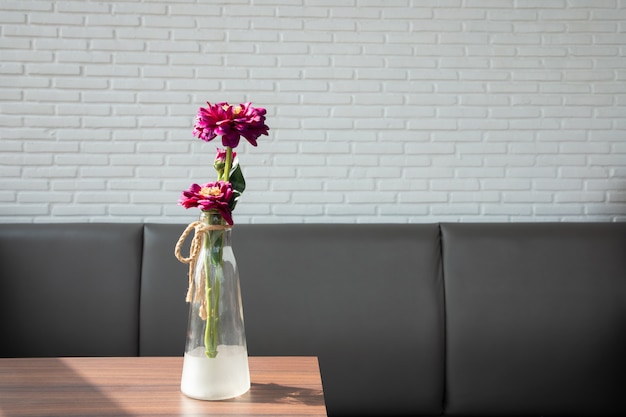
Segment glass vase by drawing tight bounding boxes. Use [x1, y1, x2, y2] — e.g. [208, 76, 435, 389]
[180, 212, 250, 400]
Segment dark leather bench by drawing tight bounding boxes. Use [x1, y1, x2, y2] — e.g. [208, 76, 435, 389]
[1, 222, 625, 416]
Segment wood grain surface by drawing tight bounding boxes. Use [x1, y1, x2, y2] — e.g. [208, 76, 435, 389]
[0, 356, 327, 417]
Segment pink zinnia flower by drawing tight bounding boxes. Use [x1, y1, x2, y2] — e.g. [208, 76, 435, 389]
[179, 181, 234, 225]
[193, 102, 269, 148]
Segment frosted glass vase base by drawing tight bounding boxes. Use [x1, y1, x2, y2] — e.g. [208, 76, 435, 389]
[180, 345, 250, 400]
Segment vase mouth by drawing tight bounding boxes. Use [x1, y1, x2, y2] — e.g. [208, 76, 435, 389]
[199, 210, 231, 227]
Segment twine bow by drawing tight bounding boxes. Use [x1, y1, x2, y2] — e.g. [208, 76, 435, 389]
[174, 221, 229, 303]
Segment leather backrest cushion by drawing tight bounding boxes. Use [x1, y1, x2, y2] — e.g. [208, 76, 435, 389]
[141, 223, 445, 417]
[139, 223, 190, 356]
[441, 223, 626, 416]
[235, 224, 445, 417]
[0, 224, 143, 357]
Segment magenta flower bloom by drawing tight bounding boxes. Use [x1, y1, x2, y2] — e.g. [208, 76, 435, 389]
[179, 181, 234, 225]
[193, 102, 269, 148]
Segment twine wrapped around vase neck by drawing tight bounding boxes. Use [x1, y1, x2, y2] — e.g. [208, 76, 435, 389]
[174, 220, 230, 303]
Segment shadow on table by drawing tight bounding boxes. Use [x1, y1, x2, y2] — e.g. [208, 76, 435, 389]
[0, 358, 130, 417]
[246, 382, 325, 407]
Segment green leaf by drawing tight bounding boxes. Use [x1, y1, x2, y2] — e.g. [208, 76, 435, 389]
[229, 190, 243, 212]
[229, 163, 246, 195]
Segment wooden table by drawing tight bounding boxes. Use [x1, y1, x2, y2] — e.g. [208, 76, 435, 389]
[0, 356, 327, 417]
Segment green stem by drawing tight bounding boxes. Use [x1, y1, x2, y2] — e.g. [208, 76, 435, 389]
[203, 217, 224, 359]
[203, 242, 215, 358]
[210, 266, 220, 356]
[223, 147, 233, 182]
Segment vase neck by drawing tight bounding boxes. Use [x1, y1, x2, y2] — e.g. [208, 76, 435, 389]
[199, 211, 232, 245]
[199, 211, 230, 227]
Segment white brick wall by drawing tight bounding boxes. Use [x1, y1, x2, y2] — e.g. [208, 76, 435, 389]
[1, 0, 625, 224]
